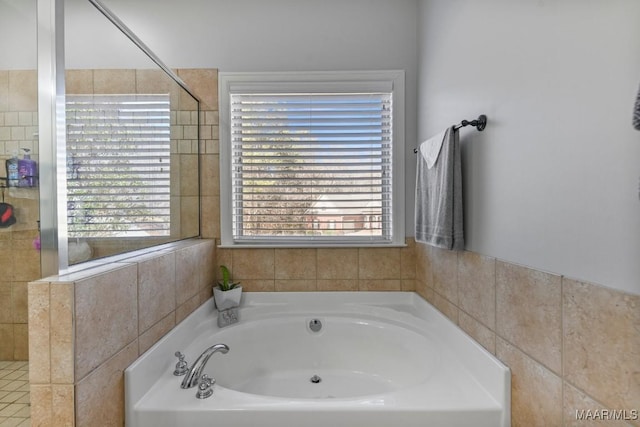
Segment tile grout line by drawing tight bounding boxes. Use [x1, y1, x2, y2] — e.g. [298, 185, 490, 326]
[0, 360, 30, 424]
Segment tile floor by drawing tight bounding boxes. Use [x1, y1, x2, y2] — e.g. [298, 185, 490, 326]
[0, 361, 30, 427]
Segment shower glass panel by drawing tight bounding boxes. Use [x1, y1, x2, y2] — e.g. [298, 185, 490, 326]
[0, 5, 37, 425]
[63, 0, 200, 265]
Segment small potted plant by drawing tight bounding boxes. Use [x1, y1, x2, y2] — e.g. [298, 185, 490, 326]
[213, 265, 242, 310]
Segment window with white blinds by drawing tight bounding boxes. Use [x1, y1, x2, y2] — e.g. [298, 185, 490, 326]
[220, 71, 405, 246]
[66, 94, 171, 238]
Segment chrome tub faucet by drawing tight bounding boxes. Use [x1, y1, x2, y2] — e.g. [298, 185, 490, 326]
[180, 343, 230, 389]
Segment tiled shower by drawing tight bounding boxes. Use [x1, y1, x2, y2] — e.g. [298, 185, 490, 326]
[1, 67, 40, 427]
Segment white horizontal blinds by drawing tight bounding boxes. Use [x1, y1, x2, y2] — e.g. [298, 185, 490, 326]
[66, 94, 171, 238]
[231, 92, 392, 242]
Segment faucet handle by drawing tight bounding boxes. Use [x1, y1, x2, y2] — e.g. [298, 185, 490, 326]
[196, 374, 215, 399]
[173, 351, 189, 376]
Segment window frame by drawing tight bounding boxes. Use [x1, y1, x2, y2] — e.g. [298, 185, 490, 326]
[219, 70, 405, 248]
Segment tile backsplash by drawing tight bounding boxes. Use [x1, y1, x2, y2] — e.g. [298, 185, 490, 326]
[216, 242, 416, 293]
[416, 243, 640, 427]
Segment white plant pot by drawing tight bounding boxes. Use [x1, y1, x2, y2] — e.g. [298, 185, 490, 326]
[213, 286, 242, 310]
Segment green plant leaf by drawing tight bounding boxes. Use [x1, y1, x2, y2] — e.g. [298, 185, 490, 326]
[218, 265, 239, 291]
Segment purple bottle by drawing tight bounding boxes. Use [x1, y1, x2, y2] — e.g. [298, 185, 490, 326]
[18, 148, 37, 187]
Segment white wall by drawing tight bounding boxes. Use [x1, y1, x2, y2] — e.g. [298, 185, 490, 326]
[0, 0, 37, 69]
[418, 0, 640, 294]
[62, 0, 419, 232]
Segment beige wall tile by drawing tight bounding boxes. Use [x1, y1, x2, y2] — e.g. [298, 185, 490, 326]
[216, 247, 233, 276]
[175, 293, 203, 324]
[432, 292, 458, 324]
[139, 312, 176, 355]
[65, 69, 93, 94]
[415, 278, 433, 302]
[52, 384, 74, 427]
[457, 251, 496, 330]
[358, 279, 401, 291]
[563, 278, 640, 416]
[0, 250, 14, 281]
[200, 153, 219, 197]
[170, 196, 182, 237]
[50, 283, 74, 384]
[11, 282, 28, 323]
[178, 69, 218, 111]
[0, 324, 14, 360]
[204, 110, 219, 126]
[180, 196, 200, 237]
[8, 70, 37, 111]
[137, 252, 176, 333]
[496, 261, 562, 374]
[13, 248, 41, 281]
[28, 281, 50, 382]
[175, 244, 202, 305]
[30, 385, 52, 427]
[197, 240, 216, 289]
[317, 248, 358, 279]
[74, 264, 138, 380]
[13, 323, 28, 360]
[200, 195, 219, 239]
[198, 286, 213, 306]
[179, 154, 199, 197]
[93, 69, 136, 94]
[275, 279, 317, 292]
[238, 279, 275, 292]
[496, 337, 562, 427]
[458, 310, 496, 354]
[431, 247, 458, 305]
[275, 249, 317, 279]
[317, 279, 358, 292]
[0, 283, 11, 323]
[135, 69, 173, 94]
[563, 382, 634, 427]
[400, 239, 416, 279]
[401, 279, 416, 291]
[233, 249, 274, 280]
[358, 247, 400, 279]
[76, 341, 138, 427]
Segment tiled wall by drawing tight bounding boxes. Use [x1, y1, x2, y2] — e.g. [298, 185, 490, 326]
[0, 69, 41, 361]
[28, 239, 215, 427]
[415, 243, 640, 427]
[216, 242, 416, 292]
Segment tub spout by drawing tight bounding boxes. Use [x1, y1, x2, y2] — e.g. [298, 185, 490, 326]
[181, 343, 229, 389]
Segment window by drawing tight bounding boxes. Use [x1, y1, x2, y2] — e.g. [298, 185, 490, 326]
[220, 71, 405, 247]
[66, 94, 171, 238]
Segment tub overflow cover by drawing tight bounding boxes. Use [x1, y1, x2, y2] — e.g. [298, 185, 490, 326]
[309, 319, 322, 332]
[310, 375, 322, 384]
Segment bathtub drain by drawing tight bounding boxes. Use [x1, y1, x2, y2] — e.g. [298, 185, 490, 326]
[310, 375, 322, 384]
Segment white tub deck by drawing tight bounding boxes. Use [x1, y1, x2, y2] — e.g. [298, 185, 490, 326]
[126, 292, 510, 427]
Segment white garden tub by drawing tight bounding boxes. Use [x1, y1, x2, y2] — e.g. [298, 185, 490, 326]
[125, 292, 510, 427]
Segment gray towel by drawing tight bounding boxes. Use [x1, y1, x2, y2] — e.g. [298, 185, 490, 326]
[634, 84, 640, 130]
[414, 127, 464, 250]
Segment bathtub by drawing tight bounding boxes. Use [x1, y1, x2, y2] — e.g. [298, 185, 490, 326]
[125, 292, 510, 427]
